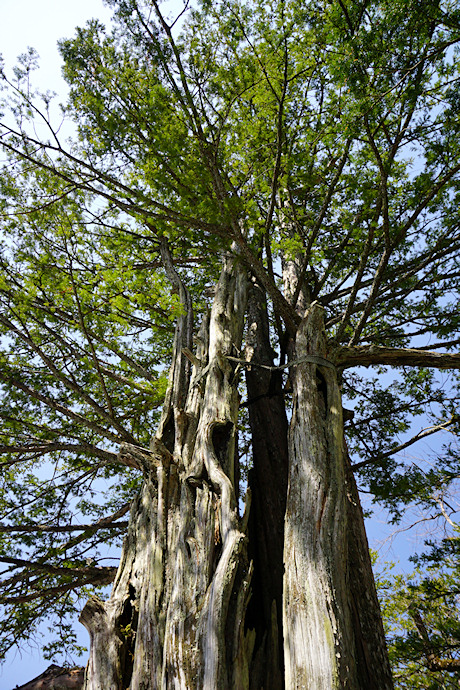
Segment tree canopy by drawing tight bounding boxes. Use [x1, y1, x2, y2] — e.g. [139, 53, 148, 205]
[1, 0, 460, 685]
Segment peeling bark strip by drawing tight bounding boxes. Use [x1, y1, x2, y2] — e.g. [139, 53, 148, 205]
[283, 304, 393, 689]
[80, 255, 250, 689]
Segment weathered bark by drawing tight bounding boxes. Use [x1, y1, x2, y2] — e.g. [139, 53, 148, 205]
[79, 253, 394, 688]
[80, 254, 251, 689]
[283, 303, 393, 689]
[244, 281, 289, 689]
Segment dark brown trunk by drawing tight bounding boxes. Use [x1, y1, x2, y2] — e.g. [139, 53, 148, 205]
[244, 281, 289, 689]
[345, 453, 394, 689]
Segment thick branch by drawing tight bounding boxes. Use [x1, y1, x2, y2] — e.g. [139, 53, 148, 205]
[0, 521, 128, 534]
[158, 236, 193, 415]
[117, 441, 161, 472]
[0, 442, 117, 465]
[234, 234, 301, 334]
[335, 345, 460, 370]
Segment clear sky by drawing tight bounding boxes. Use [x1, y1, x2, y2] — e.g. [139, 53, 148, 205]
[1, 0, 113, 90]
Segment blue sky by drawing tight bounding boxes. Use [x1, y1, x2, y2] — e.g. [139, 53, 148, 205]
[1, 0, 113, 90]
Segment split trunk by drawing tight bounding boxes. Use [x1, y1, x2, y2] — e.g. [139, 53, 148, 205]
[80, 256, 393, 688]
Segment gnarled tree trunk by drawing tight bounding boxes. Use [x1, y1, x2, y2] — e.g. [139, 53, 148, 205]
[79, 257, 392, 688]
[80, 253, 251, 689]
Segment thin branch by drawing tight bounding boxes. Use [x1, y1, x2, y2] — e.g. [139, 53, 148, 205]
[0, 312, 135, 443]
[0, 371, 121, 444]
[0, 502, 131, 534]
[1, 569, 117, 605]
[352, 418, 455, 470]
[291, 139, 352, 310]
[0, 555, 115, 580]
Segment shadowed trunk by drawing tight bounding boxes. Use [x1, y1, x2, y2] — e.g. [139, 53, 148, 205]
[244, 281, 289, 689]
[345, 452, 394, 689]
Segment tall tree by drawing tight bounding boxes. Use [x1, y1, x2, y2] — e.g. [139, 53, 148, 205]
[1, 0, 460, 687]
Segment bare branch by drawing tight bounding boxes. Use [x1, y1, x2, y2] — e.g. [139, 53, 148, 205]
[0, 521, 128, 534]
[0, 555, 115, 580]
[0, 502, 131, 534]
[352, 418, 455, 470]
[1, 569, 117, 604]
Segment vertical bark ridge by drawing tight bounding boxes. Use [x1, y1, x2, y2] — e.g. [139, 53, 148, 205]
[157, 237, 194, 454]
[283, 303, 394, 689]
[283, 303, 356, 689]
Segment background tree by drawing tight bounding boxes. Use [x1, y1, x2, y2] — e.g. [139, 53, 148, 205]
[1, 0, 460, 687]
[376, 500, 460, 688]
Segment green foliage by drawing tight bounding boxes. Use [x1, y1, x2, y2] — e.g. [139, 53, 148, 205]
[376, 546, 460, 688]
